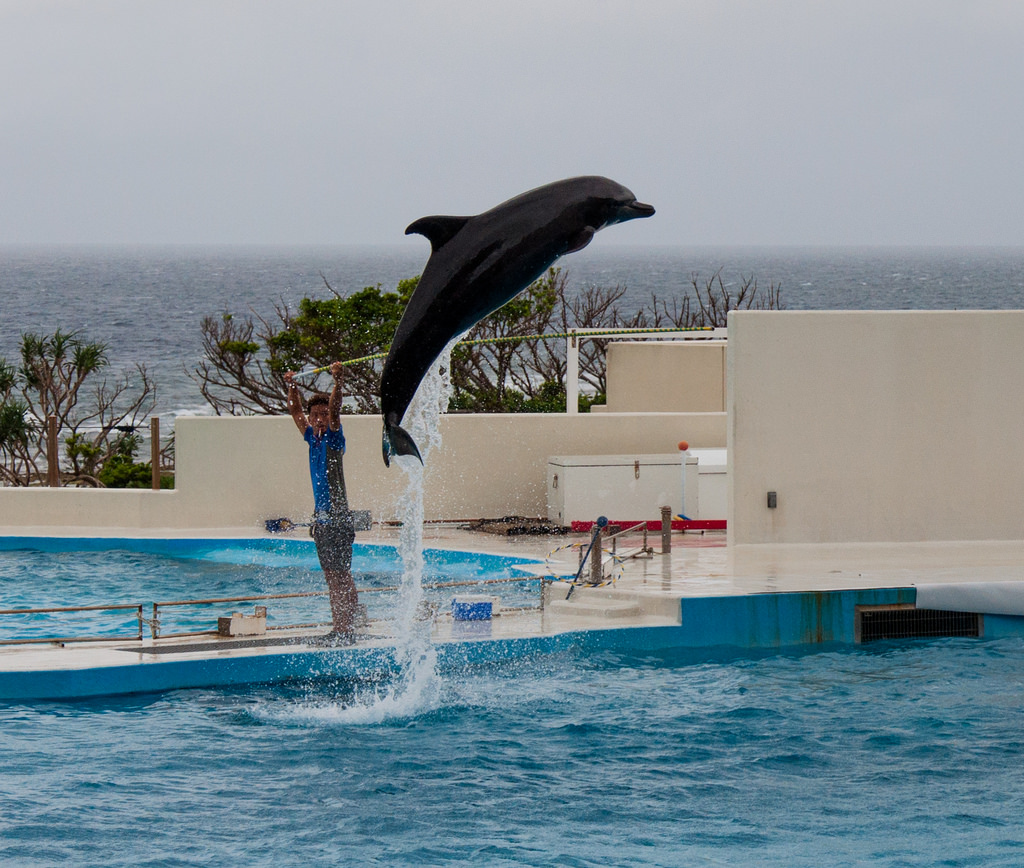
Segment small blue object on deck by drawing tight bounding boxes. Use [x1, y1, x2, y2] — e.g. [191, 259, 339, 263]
[452, 596, 493, 621]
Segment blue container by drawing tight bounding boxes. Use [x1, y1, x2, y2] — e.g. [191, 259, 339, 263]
[452, 596, 493, 621]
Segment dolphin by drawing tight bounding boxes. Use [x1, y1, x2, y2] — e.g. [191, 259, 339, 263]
[379, 175, 655, 466]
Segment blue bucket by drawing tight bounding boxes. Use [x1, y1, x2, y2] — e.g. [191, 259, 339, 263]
[452, 596, 493, 621]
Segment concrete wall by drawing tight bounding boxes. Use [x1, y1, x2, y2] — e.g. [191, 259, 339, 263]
[0, 411, 725, 532]
[604, 341, 726, 412]
[728, 310, 1024, 544]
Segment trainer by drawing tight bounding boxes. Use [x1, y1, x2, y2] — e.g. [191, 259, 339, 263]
[284, 362, 357, 642]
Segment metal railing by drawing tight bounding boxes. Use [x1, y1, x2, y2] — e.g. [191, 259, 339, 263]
[564, 327, 726, 415]
[604, 521, 655, 561]
[0, 603, 144, 645]
[0, 575, 547, 646]
[39, 415, 170, 490]
[151, 575, 545, 640]
[151, 590, 333, 640]
[549, 510, 674, 588]
[294, 326, 726, 416]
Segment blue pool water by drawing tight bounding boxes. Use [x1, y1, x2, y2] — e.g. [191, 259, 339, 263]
[2, 638, 1024, 865]
[0, 537, 542, 640]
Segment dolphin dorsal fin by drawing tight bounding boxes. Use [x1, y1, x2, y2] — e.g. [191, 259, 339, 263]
[405, 215, 470, 252]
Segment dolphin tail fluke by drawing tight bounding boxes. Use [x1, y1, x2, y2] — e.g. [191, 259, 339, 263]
[382, 419, 423, 467]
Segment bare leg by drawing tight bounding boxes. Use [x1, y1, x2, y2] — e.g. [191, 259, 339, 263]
[324, 569, 358, 634]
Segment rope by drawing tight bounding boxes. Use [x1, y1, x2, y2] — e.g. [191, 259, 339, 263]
[291, 326, 714, 380]
[544, 540, 620, 588]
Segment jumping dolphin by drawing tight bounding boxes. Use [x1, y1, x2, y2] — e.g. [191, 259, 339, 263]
[380, 175, 655, 466]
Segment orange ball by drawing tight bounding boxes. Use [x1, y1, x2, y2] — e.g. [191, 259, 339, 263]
[677, 440, 689, 451]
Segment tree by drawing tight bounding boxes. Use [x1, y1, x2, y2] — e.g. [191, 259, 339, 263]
[192, 267, 783, 417]
[191, 277, 415, 415]
[0, 330, 156, 487]
[94, 433, 173, 489]
[448, 269, 562, 412]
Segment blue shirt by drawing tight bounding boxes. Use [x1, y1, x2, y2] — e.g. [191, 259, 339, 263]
[304, 426, 346, 518]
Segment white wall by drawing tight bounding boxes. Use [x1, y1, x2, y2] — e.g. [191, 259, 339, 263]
[728, 310, 1024, 544]
[0, 411, 725, 531]
[604, 341, 726, 412]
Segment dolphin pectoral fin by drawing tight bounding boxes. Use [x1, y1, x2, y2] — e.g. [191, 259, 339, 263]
[382, 420, 423, 467]
[565, 226, 596, 253]
[405, 215, 471, 252]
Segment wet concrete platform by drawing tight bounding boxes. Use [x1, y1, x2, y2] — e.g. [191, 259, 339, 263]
[2, 525, 1024, 700]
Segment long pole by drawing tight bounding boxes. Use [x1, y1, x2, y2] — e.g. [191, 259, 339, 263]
[565, 330, 579, 416]
[47, 415, 59, 487]
[150, 417, 160, 491]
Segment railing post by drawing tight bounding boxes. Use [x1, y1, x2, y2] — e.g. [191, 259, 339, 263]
[150, 416, 160, 491]
[47, 415, 59, 487]
[589, 523, 604, 584]
[565, 330, 579, 416]
[661, 505, 672, 553]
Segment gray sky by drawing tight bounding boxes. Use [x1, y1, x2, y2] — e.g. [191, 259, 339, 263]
[2, 1, 1022, 247]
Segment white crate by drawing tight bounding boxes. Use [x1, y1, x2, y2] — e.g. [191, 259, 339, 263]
[546, 453, 697, 525]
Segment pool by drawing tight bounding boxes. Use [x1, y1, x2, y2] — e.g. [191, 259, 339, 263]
[0, 537, 544, 641]
[2, 637, 1023, 865]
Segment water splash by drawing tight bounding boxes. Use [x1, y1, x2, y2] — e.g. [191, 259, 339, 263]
[252, 679, 438, 726]
[269, 342, 458, 725]
[384, 341, 458, 717]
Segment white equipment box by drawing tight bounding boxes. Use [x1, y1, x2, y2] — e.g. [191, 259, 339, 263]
[546, 450, 728, 526]
[546, 453, 694, 526]
[687, 448, 727, 521]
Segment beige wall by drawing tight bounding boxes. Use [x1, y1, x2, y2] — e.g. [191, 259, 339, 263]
[728, 310, 1024, 544]
[11, 310, 1023, 546]
[604, 341, 726, 412]
[0, 411, 725, 532]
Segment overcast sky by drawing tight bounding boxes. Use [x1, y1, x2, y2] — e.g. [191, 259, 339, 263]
[1, 1, 1022, 247]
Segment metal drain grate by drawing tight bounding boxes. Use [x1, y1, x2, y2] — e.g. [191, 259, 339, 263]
[856, 606, 981, 643]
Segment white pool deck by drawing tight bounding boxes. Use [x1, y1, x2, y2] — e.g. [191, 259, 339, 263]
[2, 525, 1024, 700]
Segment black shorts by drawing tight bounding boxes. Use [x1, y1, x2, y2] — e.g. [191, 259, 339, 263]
[312, 520, 355, 573]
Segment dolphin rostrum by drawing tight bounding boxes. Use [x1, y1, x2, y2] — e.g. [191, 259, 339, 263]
[379, 175, 655, 466]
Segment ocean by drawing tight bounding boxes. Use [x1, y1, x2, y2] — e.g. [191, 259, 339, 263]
[2, 244, 1023, 420]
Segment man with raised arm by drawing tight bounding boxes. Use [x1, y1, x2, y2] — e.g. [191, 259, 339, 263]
[284, 362, 358, 643]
